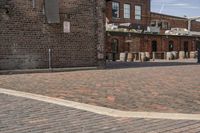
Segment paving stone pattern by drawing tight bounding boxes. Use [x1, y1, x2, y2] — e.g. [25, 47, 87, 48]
[0, 62, 200, 113]
[1, 94, 200, 133]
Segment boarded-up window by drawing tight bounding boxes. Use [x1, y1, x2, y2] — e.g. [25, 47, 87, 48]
[44, 0, 60, 23]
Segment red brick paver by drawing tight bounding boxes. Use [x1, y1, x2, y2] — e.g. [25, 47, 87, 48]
[1, 94, 200, 133]
[0, 61, 199, 113]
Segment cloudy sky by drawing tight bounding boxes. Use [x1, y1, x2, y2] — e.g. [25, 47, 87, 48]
[151, 0, 200, 17]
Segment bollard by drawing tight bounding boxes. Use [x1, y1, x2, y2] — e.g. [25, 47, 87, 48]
[133, 53, 137, 62]
[139, 52, 141, 62]
[164, 52, 167, 60]
[198, 49, 200, 63]
[152, 52, 156, 61]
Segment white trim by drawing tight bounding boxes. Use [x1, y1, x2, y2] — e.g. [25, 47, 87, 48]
[1, 88, 200, 121]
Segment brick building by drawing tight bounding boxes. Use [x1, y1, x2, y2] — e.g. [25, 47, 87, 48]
[106, 0, 200, 60]
[0, 0, 106, 70]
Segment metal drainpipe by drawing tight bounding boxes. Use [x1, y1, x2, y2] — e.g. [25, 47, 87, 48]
[32, 0, 36, 9]
[48, 48, 52, 69]
[198, 48, 200, 63]
[188, 20, 191, 35]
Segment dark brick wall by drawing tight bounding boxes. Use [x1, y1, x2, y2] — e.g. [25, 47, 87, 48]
[0, 0, 105, 70]
[106, 32, 199, 54]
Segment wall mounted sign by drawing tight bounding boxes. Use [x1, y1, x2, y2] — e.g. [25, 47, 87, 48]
[64, 21, 70, 33]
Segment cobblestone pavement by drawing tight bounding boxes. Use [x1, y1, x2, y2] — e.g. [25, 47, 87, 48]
[0, 60, 200, 113]
[1, 94, 200, 133]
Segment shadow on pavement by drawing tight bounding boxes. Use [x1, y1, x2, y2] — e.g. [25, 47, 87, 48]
[106, 60, 200, 69]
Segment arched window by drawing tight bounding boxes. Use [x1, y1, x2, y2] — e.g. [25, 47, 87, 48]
[152, 40, 157, 52]
[111, 39, 119, 53]
[169, 41, 174, 52]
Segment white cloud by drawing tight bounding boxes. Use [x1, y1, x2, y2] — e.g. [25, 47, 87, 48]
[169, 3, 189, 6]
[169, 3, 199, 9]
[152, 0, 200, 10]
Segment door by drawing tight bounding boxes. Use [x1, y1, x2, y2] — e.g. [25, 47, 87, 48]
[196, 41, 200, 50]
[183, 41, 189, 58]
[152, 40, 157, 52]
[184, 41, 189, 52]
[169, 41, 174, 52]
[197, 41, 200, 63]
[111, 39, 119, 61]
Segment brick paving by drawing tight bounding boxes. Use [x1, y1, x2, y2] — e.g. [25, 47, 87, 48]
[1, 94, 200, 133]
[0, 60, 200, 113]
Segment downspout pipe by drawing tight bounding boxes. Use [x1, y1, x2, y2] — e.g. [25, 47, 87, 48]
[48, 48, 52, 69]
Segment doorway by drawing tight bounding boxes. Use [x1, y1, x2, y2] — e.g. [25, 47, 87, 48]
[183, 41, 189, 58]
[152, 40, 157, 52]
[196, 41, 200, 50]
[197, 41, 200, 63]
[168, 41, 174, 52]
[183, 41, 189, 52]
[111, 39, 119, 61]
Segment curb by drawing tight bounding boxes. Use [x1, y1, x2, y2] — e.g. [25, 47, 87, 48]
[0, 88, 200, 121]
[0, 67, 98, 75]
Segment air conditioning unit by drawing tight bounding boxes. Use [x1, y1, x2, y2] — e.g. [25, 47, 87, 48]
[147, 26, 160, 34]
[106, 23, 118, 30]
[165, 28, 189, 35]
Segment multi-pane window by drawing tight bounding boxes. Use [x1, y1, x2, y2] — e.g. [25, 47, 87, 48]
[135, 5, 142, 20]
[124, 4, 131, 19]
[112, 2, 120, 18]
[162, 21, 170, 29]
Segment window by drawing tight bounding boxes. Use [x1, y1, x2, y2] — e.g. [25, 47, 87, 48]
[162, 21, 170, 29]
[112, 2, 120, 18]
[135, 5, 142, 20]
[150, 21, 157, 27]
[124, 4, 131, 19]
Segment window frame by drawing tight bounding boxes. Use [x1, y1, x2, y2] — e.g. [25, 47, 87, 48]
[112, 1, 120, 18]
[124, 3, 131, 19]
[135, 5, 142, 20]
[162, 21, 170, 30]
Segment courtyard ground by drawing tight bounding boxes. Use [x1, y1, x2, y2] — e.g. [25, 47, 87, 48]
[0, 59, 199, 114]
[1, 93, 200, 133]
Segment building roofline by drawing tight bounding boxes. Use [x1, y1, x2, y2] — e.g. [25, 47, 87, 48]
[106, 31, 200, 38]
[150, 12, 187, 20]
